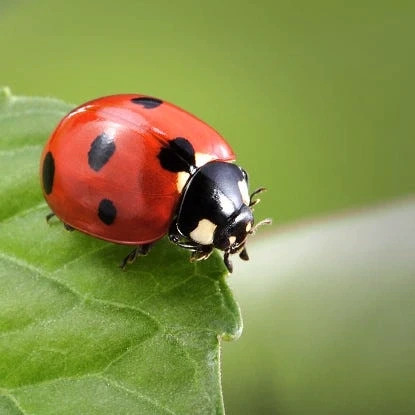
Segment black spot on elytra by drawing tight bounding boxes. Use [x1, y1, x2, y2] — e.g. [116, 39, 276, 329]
[98, 199, 117, 225]
[158, 137, 196, 173]
[42, 151, 55, 195]
[88, 133, 116, 171]
[131, 96, 163, 109]
[157, 137, 196, 173]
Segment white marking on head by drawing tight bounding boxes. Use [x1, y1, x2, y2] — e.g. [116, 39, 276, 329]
[229, 236, 236, 245]
[238, 180, 250, 206]
[246, 222, 252, 233]
[176, 172, 190, 192]
[190, 219, 217, 245]
[195, 152, 215, 167]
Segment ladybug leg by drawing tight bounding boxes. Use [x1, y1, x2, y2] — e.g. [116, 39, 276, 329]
[46, 212, 56, 223]
[190, 245, 213, 262]
[169, 219, 197, 248]
[169, 219, 214, 261]
[239, 246, 249, 261]
[168, 218, 182, 245]
[120, 243, 152, 270]
[223, 251, 233, 273]
[173, 240, 207, 250]
[46, 213, 75, 232]
[64, 223, 75, 232]
[169, 229, 207, 251]
[46, 213, 75, 233]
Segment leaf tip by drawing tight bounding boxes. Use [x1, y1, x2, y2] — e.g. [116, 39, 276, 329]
[221, 318, 243, 342]
[218, 283, 244, 342]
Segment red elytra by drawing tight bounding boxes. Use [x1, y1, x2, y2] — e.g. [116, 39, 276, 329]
[40, 94, 235, 245]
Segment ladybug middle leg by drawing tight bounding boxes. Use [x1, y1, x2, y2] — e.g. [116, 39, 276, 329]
[64, 223, 75, 232]
[120, 243, 152, 270]
[46, 212, 75, 232]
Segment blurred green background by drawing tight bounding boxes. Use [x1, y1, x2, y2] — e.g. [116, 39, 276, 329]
[1, 1, 414, 414]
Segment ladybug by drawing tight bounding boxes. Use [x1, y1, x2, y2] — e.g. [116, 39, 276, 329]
[40, 94, 270, 272]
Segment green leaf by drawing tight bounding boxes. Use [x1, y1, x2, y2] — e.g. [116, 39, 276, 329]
[0, 88, 242, 414]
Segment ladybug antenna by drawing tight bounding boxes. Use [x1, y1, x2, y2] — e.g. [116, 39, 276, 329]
[249, 187, 267, 207]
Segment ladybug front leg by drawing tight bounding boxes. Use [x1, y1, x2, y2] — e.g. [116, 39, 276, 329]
[169, 224, 208, 251]
[190, 245, 213, 262]
[169, 218, 214, 262]
[223, 251, 233, 273]
[120, 243, 152, 270]
[239, 246, 249, 261]
[168, 218, 198, 249]
[168, 218, 183, 245]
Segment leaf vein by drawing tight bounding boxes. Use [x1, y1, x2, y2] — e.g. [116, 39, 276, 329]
[0, 202, 46, 225]
[97, 375, 177, 415]
[0, 251, 162, 329]
[1, 393, 28, 415]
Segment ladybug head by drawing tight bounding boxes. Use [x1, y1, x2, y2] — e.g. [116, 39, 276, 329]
[171, 161, 271, 272]
[212, 203, 271, 272]
[213, 204, 253, 253]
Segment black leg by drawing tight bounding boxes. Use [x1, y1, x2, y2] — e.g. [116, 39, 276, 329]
[190, 245, 213, 262]
[120, 243, 152, 270]
[64, 223, 75, 232]
[224, 251, 233, 273]
[170, 218, 218, 266]
[46, 213, 75, 233]
[46, 212, 55, 223]
[169, 219, 207, 251]
[239, 246, 249, 261]
[168, 218, 181, 244]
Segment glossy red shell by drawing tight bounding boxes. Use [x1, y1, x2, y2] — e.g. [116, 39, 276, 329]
[40, 94, 235, 244]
